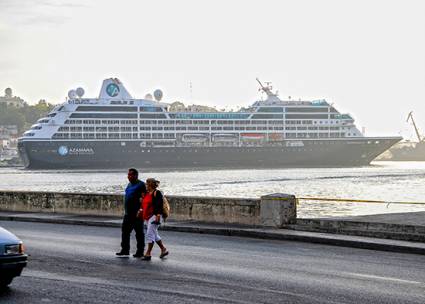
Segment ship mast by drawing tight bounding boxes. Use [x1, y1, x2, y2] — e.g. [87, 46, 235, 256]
[256, 78, 276, 98]
[406, 111, 423, 142]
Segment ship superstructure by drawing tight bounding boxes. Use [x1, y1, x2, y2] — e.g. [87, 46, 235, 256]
[18, 78, 401, 169]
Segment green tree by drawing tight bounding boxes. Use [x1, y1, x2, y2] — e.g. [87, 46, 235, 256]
[0, 103, 26, 131]
[0, 100, 55, 134]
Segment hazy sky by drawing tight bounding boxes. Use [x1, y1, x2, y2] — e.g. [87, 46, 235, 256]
[0, 0, 424, 138]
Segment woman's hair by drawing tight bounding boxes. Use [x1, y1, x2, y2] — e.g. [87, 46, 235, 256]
[146, 178, 160, 189]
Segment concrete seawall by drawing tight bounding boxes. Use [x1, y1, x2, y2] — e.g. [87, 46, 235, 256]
[0, 191, 296, 227]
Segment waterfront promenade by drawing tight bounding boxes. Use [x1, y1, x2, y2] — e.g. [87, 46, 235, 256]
[0, 190, 424, 253]
[1, 190, 425, 303]
[1, 220, 425, 304]
[0, 210, 425, 255]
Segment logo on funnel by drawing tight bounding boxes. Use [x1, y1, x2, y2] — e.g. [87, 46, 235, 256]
[106, 83, 120, 97]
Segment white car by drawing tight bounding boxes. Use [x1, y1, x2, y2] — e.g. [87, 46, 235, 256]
[0, 226, 27, 287]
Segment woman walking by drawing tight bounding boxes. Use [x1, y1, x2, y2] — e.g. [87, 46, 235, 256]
[140, 178, 168, 261]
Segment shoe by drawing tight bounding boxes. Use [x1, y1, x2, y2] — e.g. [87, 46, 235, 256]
[141, 255, 151, 261]
[115, 251, 129, 257]
[159, 251, 169, 259]
[133, 252, 144, 258]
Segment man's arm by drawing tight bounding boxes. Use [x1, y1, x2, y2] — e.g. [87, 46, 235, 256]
[139, 182, 147, 194]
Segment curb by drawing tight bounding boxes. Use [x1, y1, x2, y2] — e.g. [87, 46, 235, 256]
[1, 215, 424, 256]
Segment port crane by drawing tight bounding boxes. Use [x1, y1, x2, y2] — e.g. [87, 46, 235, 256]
[407, 111, 424, 143]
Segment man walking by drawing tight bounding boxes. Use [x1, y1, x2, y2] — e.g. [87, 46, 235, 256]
[116, 168, 146, 258]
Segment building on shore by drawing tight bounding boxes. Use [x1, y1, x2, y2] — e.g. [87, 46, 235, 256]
[0, 125, 18, 147]
[0, 88, 25, 108]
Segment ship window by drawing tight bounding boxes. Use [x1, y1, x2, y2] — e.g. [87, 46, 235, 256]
[71, 113, 137, 119]
[252, 120, 267, 125]
[286, 107, 329, 113]
[139, 113, 167, 119]
[169, 113, 250, 119]
[217, 120, 233, 125]
[257, 107, 284, 112]
[76, 106, 137, 112]
[251, 114, 283, 119]
[286, 114, 328, 119]
[70, 133, 82, 139]
[140, 107, 163, 112]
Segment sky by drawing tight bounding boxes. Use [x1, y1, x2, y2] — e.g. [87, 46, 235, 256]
[0, 0, 424, 138]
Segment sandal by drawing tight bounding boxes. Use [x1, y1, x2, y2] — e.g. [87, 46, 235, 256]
[159, 251, 169, 259]
[141, 255, 151, 261]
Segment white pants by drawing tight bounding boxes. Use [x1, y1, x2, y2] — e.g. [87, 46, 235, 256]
[145, 215, 162, 243]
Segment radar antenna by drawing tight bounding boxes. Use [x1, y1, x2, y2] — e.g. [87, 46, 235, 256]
[407, 111, 423, 142]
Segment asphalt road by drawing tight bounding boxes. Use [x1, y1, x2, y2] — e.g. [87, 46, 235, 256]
[1, 221, 425, 304]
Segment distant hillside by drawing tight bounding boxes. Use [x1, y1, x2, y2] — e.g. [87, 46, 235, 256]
[0, 100, 55, 134]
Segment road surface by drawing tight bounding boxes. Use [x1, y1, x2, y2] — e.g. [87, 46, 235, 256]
[1, 221, 424, 304]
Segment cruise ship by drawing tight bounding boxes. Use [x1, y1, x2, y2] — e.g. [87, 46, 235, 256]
[18, 78, 401, 169]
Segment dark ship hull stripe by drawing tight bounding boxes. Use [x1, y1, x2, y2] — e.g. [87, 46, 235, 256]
[18, 138, 400, 169]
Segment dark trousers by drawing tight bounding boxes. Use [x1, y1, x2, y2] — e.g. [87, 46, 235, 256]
[120, 215, 145, 254]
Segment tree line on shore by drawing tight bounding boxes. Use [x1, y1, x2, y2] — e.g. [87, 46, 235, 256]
[0, 100, 55, 134]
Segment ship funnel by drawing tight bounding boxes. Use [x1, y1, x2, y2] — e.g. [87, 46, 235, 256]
[99, 78, 133, 99]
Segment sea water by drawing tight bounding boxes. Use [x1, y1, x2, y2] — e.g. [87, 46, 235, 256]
[1, 161, 424, 218]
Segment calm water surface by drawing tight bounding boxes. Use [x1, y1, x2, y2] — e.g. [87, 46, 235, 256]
[1, 161, 424, 218]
